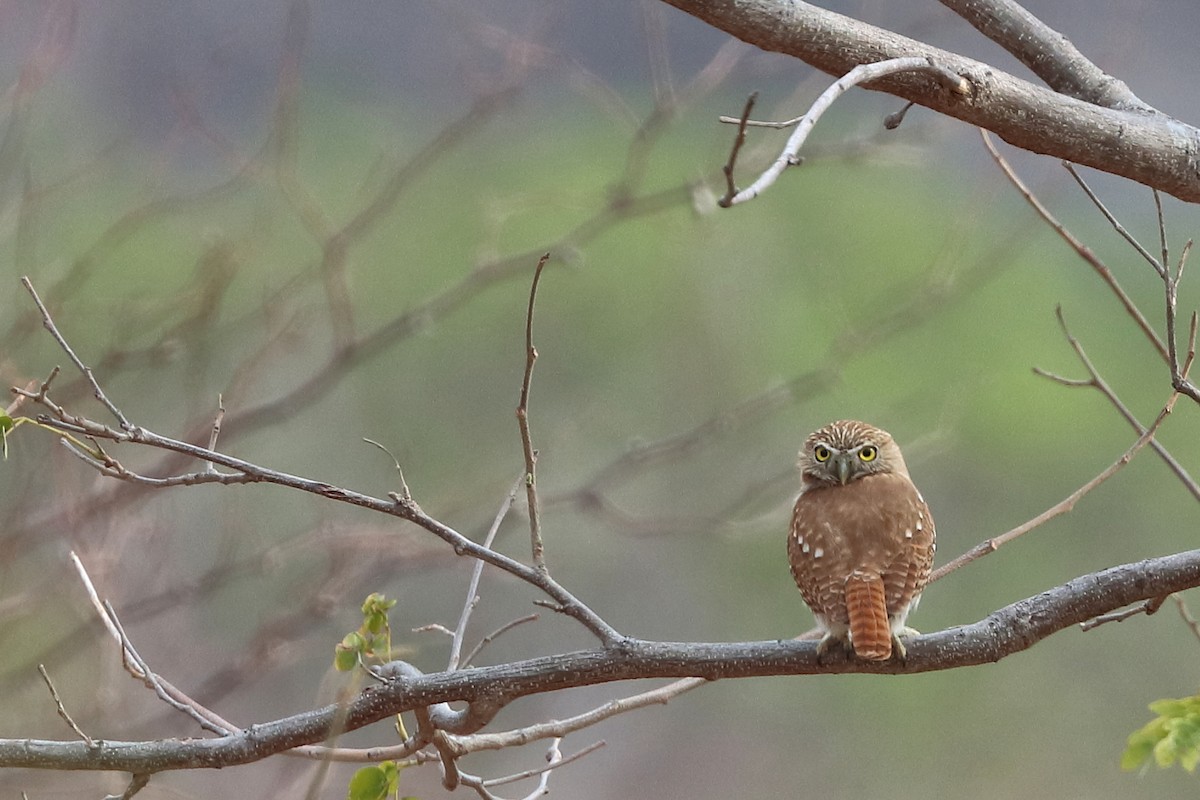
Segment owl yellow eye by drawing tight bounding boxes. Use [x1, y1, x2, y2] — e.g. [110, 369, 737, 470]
[813, 445, 831, 462]
[858, 445, 878, 462]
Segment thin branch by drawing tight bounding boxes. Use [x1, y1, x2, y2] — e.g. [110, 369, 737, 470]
[1164, 231, 1200, 404]
[720, 57, 967, 206]
[44, 410, 620, 643]
[362, 437, 413, 506]
[37, 664, 94, 747]
[1155, 189, 1170, 272]
[460, 614, 540, 670]
[449, 475, 524, 671]
[20, 276, 132, 430]
[484, 739, 604, 789]
[931, 386, 1177, 583]
[205, 394, 226, 473]
[980, 131, 1168, 362]
[69, 552, 237, 736]
[1031, 307, 1200, 502]
[457, 676, 706, 754]
[1063, 164, 1165, 277]
[1173, 595, 1200, 646]
[717, 91, 757, 206]
[17, 281, 618, 644]
[518, 253, 550, 573]
[1079, 595, 1166, 631]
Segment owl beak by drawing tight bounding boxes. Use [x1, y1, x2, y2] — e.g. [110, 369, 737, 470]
[834, 455, 853, 485]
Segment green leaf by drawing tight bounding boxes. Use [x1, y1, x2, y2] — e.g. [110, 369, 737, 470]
[334, 632, 366, 671]
[0, 413, 13, 434]
[346, 765, 390, 800]
[346, 762, 401, 800]
[1123, 718, 1166, 771]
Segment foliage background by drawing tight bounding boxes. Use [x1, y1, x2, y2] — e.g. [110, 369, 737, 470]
[0, 1, 1198, 797]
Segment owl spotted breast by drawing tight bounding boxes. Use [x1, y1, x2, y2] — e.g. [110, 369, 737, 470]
[788, 420, 935, 662]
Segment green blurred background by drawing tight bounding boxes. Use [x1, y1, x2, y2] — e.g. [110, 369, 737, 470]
[1, 2, 1198, 798]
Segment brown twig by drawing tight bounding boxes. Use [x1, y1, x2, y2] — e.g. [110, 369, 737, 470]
[70, 552, 237, 736]
[37, 664, 94, 747]
[460, 614, 540, 670]
[20, 277, 132, 430]
[20, 281, 619, 644]
[1173, 595, 1200, 645]
[363, 437, 414, 506]
[518, 254, 550, 574]
[930, 388, 1177, 583]
[980, 130, 1168, 362]
[1062, 164, 1165, 277]
[718, 91, 757, 207]
[1032, 307, 1200, 501]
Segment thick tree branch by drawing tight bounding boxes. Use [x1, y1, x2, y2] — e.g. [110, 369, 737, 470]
[660, 0, 1200, 202]
[937, 0, 1149, 110]
[5, 548, 1199, 773]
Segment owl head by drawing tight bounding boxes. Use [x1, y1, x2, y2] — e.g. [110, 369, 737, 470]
[797, 419, 909, 487]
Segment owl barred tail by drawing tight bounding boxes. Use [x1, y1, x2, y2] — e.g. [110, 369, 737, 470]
[844, 570, 891, 660]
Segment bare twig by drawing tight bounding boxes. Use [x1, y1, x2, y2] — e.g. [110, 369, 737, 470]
[981, 131, 1168, 362]
[44, 410, 619, 643]
[69, 552, 236, 736]
[449, 475, 524, 671]
[518, 253, 550, 573]
[1173, 595, 1200, 645]
[460, 614, 540, 670]
[718, 91, 757, 206]
[20, 276, 132, 430]
[1079, 595, 1166, 631]
[482, 738, 604, 790]
[1062, 163, 1165, 277]
[205, 394, 226, 473]
[458, 676, 706, 754]
[1164, 233, 1200, 404]
[37, 664, 94, 747]
[1031, 308, 1200, 501]
[18, 282, 618, 644]
[363, 437, 413, 506]
[1155, 189, 1170, 271]
[931, 388, 1177, 583]
[719, 57, 967, 206]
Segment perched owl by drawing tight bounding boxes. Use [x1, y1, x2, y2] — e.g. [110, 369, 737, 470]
[788, 420, 935, 661]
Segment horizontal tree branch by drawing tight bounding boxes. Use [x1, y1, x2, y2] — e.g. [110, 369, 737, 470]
[6, 548, 1198, 773]
[660, 0, 1200, 202]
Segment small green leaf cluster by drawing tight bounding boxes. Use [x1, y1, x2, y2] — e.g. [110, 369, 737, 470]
[334, 592, 397, 672]
[1123, 694, 1200, 773]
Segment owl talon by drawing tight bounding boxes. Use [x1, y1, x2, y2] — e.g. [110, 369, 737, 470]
[890, 627, 920, 663]
[815, 634, 852, 665]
